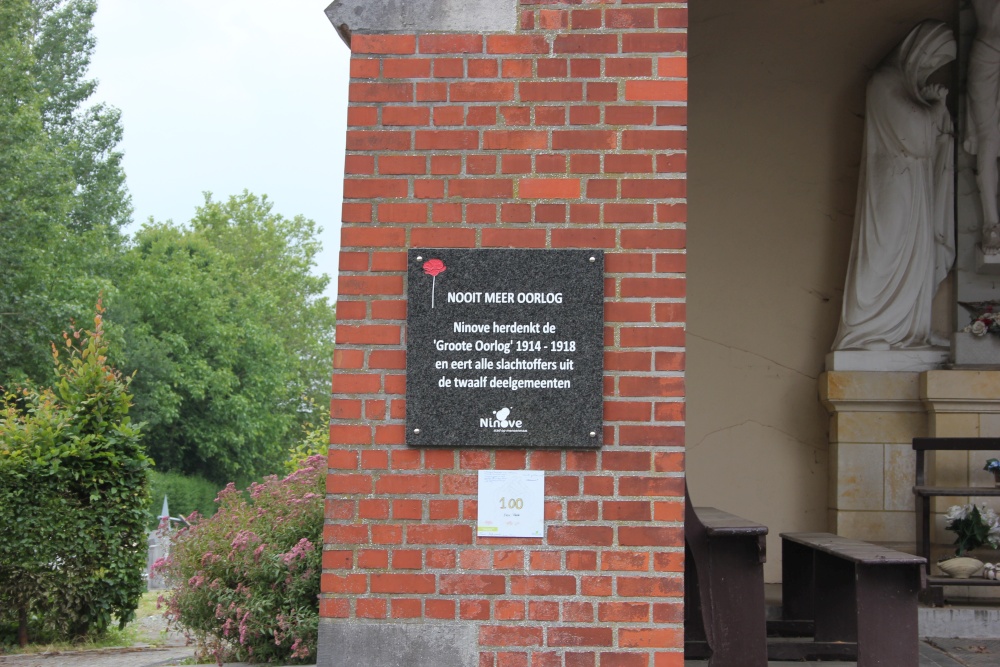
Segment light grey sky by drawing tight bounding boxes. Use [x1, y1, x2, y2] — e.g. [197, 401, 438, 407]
[88, 0, 351, 299]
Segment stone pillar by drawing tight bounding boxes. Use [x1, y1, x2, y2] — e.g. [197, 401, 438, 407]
[319, 1, 688, 666]
[820, 372, 927, 549]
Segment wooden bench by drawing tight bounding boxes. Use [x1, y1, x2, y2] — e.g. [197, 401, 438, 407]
[913, 437, 1000, 603]
[780, 532, 925, 667]
[684, 490, 768, 666]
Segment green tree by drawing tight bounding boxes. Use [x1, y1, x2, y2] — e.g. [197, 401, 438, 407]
[0, 304, 150, 645]
[0, 0, 129, 386]
[109, 193, 335, 484]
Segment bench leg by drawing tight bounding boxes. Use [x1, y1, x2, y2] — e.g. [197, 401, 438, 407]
[705, 535, 768, 667]
[813, 551, 857, 643]
[855, 564, 920, 667]
[781, 538, 815, 621]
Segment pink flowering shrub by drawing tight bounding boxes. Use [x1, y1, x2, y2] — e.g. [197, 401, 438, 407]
[158, 455, 324, 664]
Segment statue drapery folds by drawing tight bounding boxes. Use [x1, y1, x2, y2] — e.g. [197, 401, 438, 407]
[833, 21, 956, 351]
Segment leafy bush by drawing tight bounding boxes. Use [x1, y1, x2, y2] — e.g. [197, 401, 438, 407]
[148, 471, 220, 529]
[158, 455, 324, 664]
[0, 305, 150, 645]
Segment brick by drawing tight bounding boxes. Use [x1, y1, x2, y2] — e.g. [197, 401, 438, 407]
[510, 575, 576, 596]
[456, 159, 492, 180]
[407, 524, 473, 544]
[393, 499, 423, 520]
[552, 130, 616, 150]
[547, 526, 613, 546]
[383, 57, 432, 78]
[605, 302, 652, 322]
[495, 600, 525, 620]
[370, 573, 436, 594]
[392, 450, 420, 470]
[358, 548, 389, 568]
[520, 178, 580, 199]
[619, 628, 683, 649]
[502, 59, 533, 78]
[571, 9, 601, 30]
[620, 327, 684, 348]
[374, 474, 440, 494]
[500, 107, 531, 126]
[618, 476, 684, 498]
[384, 106, 431, 126]
[537, 58, 568, 78]
[408, 227, 474, 248]
[607, 8, 656, 28]
[552, 228, 615, 248]
[536, 154, 566, 172]
[622, 130, 686, 150]
[654, 451, 684, 472]
[344, 155, 375, 175]
[346, 130, 411, 151]
[603, 451, 652, 471]
[619, 425, 683, 446]
[520, 81, 583, 102]
[487, 35, 549, 54]
[451, 82, 515, 102]
[433, 58, 464, 78]
[600, 654, 648, 667]
[325, 499, 354, 521]
[347, 106, 377, 126]
[378, 203, 427, 223]
[335, 324, 401, 345]
[623, 33, 687, 54]
[352, 34, 416, 55]
[500, 204, 545, 223]
[554, 34, 618, 54]
[349, 58, 379, 78]
[324, 524, 368, 545]
[587, 82, 618, 102]
[548, 627, 613, 647]
[440, 574, 506, 595]
[425, 599, 456, 619]
[460, 599, 491, 620]
[321, 573, 366, 594]
[419, 82, 447, 101]
[451, 178, 514, 198]
[430, 499, 460, 520]
[391, 598, 422, 619]
[416, 130, 480, 150]
[338, 276, 403, 296]
[372, 300, 407, 320]
[529, 600, 559, 621]
[419, 34, 483, 54]
[484, 130, 548, 150]
[493, 550, 524, 569]
[621, 229, 686, 249]
[341, 203, 373, 224]
[481, 626, 543, 647]
[349, 82, 413, 103]
[570, 106, 601, 125]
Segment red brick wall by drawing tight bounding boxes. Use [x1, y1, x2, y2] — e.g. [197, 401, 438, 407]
[323, 1, 688, 665]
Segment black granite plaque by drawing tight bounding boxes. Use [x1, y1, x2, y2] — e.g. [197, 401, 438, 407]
[406, 249, 604, 448]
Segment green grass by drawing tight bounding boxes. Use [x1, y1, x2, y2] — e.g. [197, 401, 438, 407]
[2, 591, 168, 654]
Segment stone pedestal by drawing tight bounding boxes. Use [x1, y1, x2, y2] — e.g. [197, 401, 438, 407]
[821, 370, 1000, 598]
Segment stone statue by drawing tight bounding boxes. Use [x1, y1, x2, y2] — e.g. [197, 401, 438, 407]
[833, 21, 956, 351]
[966, 0, 1000, 253]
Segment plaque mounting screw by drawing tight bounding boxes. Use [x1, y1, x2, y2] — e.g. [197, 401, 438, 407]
[589, 431, 597, 437]
[416, 256, 423, 262]
[413, 428, 421, 434]
[589, 256, 596, 263]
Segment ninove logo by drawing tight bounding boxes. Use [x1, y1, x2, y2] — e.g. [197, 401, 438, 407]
[480, 407, 527, 433]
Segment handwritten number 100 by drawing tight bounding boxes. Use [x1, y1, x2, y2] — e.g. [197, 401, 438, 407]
[500, 497, 524, 510]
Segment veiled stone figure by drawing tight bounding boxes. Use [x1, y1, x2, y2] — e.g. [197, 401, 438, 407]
[833, 21, 956, 351]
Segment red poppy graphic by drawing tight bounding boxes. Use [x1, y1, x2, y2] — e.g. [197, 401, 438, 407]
[423, 259, 446, 308]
